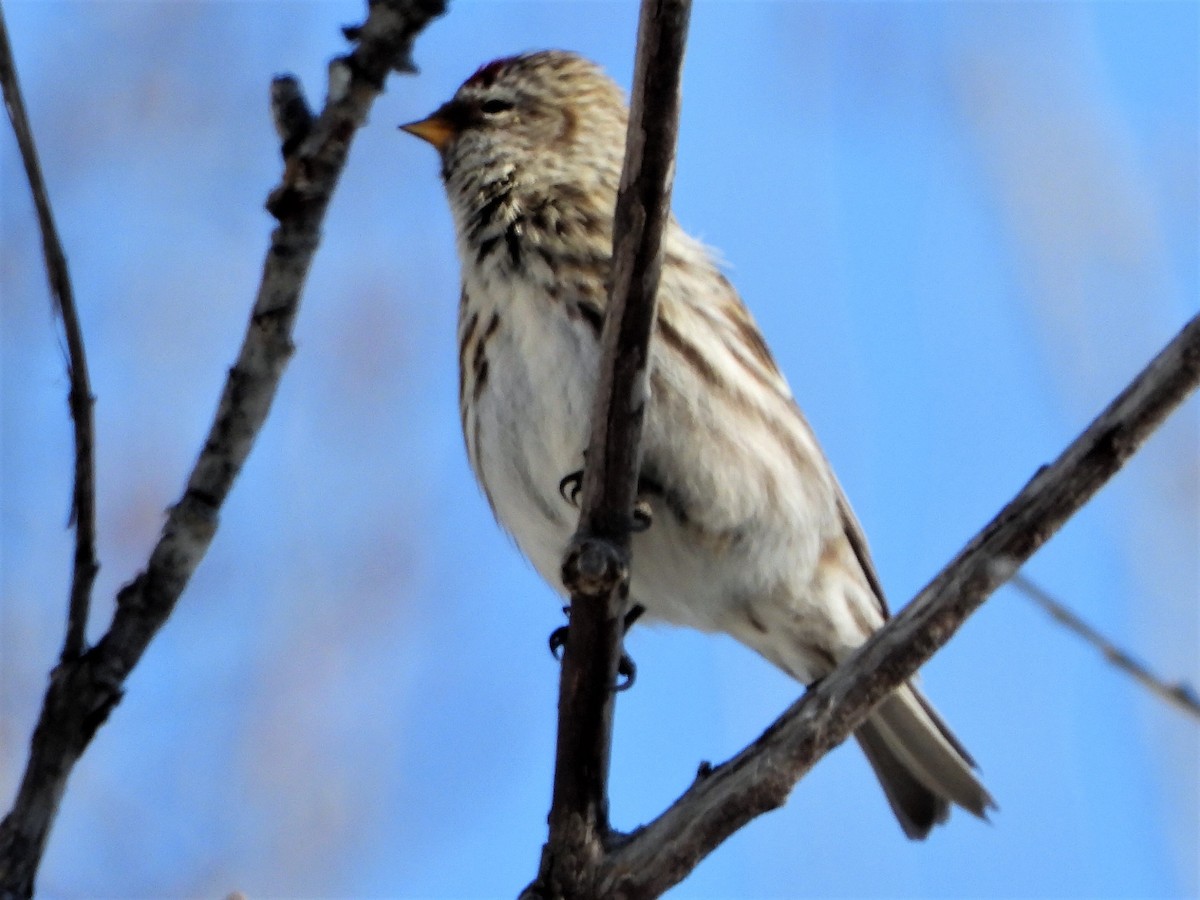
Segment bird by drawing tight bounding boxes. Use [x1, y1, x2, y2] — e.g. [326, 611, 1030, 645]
[401, 49, 994, 839]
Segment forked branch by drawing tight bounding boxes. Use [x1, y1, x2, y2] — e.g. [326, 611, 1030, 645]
[593, 312, 1200, 897]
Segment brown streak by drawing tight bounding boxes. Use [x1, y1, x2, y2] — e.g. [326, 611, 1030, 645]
[804, 642, 839, 674]
[839, 499, 890, 619]
[729, 341, 782, 397]
[472, 358, 489, 402]
[470, 411, 494, 514]
[576, 301, 603, 337]
[558, 105, 578, 146]
[767, 414, 823, 487]
[726, 296, 780, 380]
[846, 593, 877, 640]
[659, 315, 720, 388]
[471, 313, 499, 403]
[483, 310, 500, 340]
[458, 306, 479, 407]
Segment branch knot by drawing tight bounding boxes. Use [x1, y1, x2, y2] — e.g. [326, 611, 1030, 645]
[561, 535, 628, 600]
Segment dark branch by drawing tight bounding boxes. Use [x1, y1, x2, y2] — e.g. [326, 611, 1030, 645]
[530, 1, 692, 896]
[1011, 573, 1200, 720]
[593, 312, 1200, 897]
[0, 4, 98, 664]
[0, 3, 444, 897]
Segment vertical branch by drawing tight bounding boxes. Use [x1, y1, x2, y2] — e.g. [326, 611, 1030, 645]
[0, 3, 98, 663]
[533, 0, 692, 896]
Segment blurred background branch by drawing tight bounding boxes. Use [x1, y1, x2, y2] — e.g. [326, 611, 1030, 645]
[1012, 573, 1200, 720]
[0, 2, 444, 896]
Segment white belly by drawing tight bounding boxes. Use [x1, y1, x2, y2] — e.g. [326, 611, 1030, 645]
[460, 271, 856, 685]
[465, 282, 781, 633]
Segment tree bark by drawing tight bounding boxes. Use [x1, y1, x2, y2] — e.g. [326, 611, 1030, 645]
[530, 2, 692, 897]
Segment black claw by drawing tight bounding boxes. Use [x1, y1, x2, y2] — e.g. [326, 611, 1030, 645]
[549, 625, 569, 660]
[558, 469, 584, 507]
[549, 604, 643, 691]
[615, 652, 637, 691]
[613, 604, 645, 690]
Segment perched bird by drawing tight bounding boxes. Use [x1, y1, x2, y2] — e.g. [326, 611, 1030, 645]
[402, 50, 994, 838]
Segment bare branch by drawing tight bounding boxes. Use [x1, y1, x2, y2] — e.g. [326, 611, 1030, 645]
[0, 3, 444, 896]
[0, 2, 98, 663]
[596, 312, 1200, 897]
[531, 1, 692, 896]
[1012, 573, 1200, 720]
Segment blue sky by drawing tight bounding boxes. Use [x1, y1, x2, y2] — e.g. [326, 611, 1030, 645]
[2, 2, 1196, 898]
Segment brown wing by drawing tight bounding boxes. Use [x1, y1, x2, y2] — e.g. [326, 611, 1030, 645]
[777, 373, 890, 621]
[684, 251, 891, 620]
[837, 492, 890, 619]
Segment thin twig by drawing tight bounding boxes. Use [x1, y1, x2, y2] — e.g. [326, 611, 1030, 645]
[1011, 573, 1200, 720]
[0, 2, 98, 663]
[0, 3, 445, 897]
[595, 312, 1200, 897]
[530, 1, 692, 896]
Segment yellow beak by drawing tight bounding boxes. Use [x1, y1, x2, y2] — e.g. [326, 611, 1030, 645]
[400, 115, 457, 150]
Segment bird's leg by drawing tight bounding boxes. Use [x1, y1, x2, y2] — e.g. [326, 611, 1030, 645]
[554, 452, 649, 688]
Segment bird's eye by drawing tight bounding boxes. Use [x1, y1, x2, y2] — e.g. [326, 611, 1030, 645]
[480, 98, 514, 115]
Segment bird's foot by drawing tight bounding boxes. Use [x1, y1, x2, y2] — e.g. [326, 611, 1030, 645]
[548, 624, 569, 660]
[614, 603, 645, 690]
[546, 603, 646, 691]
[558, 469, 583, 507]
[558, 469, 653, 533]
[615, 651, 636, 691]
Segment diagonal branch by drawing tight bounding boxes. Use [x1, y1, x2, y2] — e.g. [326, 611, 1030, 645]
[1011, 573, 1200, 720]
[595, 312, 1200, 897]
[530, 1, 692, 896]
[0, 3, 444, 897]
[0, 2, 98, 663]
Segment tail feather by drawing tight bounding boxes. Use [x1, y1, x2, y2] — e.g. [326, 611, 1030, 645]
[856, 719, 949, 839]
[854, 683, 994, 839]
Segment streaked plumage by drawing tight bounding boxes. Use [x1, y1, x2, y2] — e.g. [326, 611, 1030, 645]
[403, 50, 994, 838]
